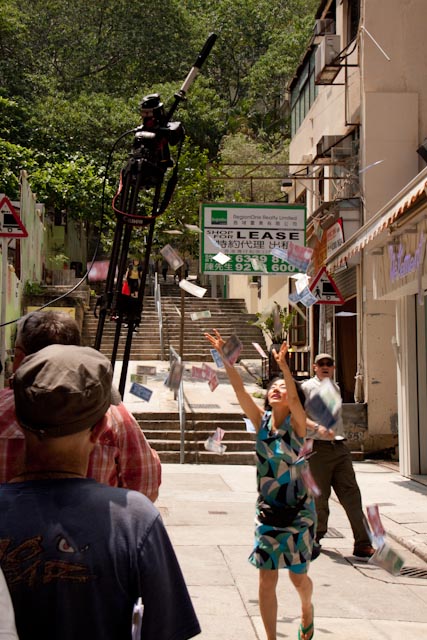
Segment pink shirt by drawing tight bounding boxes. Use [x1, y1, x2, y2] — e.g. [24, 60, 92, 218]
[0, 388, 161, 502]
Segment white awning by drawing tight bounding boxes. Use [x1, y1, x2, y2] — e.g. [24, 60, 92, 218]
[326, 169, 427, 270]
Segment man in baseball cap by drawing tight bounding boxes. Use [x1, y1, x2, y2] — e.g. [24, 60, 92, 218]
[314, 353, 334, 365]
[301, 352, 374, 560]
[14, 344, 118, 438]
[0, 345, 200, 640]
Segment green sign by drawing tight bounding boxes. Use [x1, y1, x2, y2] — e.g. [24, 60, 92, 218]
[200, 202, 306, 275]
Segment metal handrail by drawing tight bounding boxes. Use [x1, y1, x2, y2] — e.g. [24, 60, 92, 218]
[154, 273, 165, 360]
[169, 345, 186, 464]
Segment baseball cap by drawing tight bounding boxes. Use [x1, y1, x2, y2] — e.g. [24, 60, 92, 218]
[14, 344, 119, 437]
[314, 353, 334, 364]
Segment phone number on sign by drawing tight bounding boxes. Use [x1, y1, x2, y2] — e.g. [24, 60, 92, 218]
[231, 255, 297, 273]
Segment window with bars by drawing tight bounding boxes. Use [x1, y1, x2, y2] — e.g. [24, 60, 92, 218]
[290, 49, 318, 137]
[289, 305, 307, 346]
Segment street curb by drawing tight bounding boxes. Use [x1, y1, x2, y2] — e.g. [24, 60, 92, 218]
[385, 528, 427, 564]
[329, 493, 427, 566]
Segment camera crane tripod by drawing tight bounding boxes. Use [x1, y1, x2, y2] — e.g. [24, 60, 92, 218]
[94, 33, 217, 396]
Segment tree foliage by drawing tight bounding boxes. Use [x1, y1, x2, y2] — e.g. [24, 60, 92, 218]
[214, 132, 291, 203]
[0, 0, 317, 256]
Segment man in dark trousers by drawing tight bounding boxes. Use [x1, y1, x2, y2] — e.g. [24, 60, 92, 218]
[0, 344, 200, 640]
[301, 353, 374, 559]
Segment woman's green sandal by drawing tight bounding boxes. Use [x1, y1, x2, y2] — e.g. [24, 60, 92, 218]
[298, 605, 314, 640]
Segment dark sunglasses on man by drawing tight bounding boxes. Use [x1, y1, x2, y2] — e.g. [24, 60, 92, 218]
[316, 359, 334, 367]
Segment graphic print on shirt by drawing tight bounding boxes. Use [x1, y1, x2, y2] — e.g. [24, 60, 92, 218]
[0, 533, 94, 587]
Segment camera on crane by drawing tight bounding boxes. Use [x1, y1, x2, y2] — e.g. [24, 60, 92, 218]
[131, 93, 184, 187]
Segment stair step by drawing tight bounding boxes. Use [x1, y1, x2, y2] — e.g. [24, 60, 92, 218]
[83, 294, 267, 363]
[82, 291, 265, 466]
[143, 430, 255, 441]
[158, 451, 256, 464]
[149, 439, 255, 452]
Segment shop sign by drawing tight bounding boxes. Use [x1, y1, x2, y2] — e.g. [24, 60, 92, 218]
[326, 218, 344, 257]
[200, 202, 306, 274]
[389, 234, 425, 283]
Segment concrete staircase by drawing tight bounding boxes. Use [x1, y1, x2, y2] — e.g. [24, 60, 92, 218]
[161, 297, 267, 361]
[82, 287, 267, 363]
[135, 410, 256, 465]
[82, 295, 163, 359]
[82, 282, 266, 465]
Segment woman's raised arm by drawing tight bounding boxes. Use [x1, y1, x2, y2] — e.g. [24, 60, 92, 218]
[273, 342, 307, 437]
[204, 329, 264, 431]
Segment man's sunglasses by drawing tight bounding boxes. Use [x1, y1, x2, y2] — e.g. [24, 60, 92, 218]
[316, 360, 334, 367]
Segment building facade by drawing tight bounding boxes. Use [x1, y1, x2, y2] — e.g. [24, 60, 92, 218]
[288, 0, 427, 475]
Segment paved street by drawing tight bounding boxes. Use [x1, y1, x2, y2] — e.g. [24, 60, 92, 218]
[157, 463, 427, 640]
[115, 358, 427, 638]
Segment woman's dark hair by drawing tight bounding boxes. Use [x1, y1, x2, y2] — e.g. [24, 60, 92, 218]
[264, 376, 306, 410]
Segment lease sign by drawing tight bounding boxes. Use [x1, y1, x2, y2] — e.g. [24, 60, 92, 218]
[200, 202, 306, 275]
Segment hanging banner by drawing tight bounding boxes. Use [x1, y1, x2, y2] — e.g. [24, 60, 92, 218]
[326, 218, 345, 257]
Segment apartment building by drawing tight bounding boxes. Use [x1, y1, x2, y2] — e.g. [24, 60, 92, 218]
[288, 0, 427, 475]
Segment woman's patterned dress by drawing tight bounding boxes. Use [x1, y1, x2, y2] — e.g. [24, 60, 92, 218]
[248, 412, 317, 573]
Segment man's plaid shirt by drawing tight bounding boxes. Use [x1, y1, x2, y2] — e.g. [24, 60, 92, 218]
[0, 388, 161, 502]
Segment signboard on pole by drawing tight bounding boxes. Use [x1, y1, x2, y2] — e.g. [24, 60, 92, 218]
[0, 195, 28, 237]
[200, 202, 306, 275]
[309, 266, 344, 304]
[326, 218, 344, 256]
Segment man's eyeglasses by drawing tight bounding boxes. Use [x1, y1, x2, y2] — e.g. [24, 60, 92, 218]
[316, 360, 334, 367]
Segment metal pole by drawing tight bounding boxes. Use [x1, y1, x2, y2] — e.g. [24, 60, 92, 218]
[118, 187, 160, 396]
[179, 265, 185, 359]
[0, 238, 8, 389]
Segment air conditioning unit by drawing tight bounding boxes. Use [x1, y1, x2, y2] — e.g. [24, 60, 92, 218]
[315, 35, 341, 85]
[314, 19, 335, 36]
[331, 146, 353, 160]
[316, 135, 342, 157]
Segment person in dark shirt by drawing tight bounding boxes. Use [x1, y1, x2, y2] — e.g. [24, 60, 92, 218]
[0, 344, 200, 640]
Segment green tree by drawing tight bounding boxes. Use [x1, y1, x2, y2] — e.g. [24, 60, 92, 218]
[0, 0, 318, 250]
[183, 0, 317, 140]
[1, 0, 196, 98]
[27, 92, 140, 161]
[29, 154, 110, 223]
[0, 139, 35, 197]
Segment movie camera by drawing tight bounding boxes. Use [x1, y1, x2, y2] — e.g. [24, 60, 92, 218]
[94, 33, 217, 395]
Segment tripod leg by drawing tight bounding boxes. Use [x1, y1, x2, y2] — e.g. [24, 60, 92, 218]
[94, 214, 124, 350]
[94, 161, 137, 352]
[110, 223, 133, 370]
[118, 185, 161, 396]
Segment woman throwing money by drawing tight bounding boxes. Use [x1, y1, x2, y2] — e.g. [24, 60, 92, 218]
[205, 330, 316, 640]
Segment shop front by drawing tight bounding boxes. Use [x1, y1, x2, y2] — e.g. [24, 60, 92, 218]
[327, 168, 427, 477]
[373, 223, 427, 476]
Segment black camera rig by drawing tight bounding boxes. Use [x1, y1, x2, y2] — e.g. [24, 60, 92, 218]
[94, 33, 217, 396]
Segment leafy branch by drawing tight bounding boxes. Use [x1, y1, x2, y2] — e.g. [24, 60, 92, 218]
[249, 301, 296, 344]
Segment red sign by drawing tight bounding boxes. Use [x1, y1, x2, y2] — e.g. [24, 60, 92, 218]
[0, 196, 28, 237]
[309, 266, 344, 304]
[326, 218, 344, 257]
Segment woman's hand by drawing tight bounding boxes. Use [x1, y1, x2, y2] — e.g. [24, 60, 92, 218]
[272, 341, 290, 369]
[318, 425, 336, 440]
[204, 329, 225, 355]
